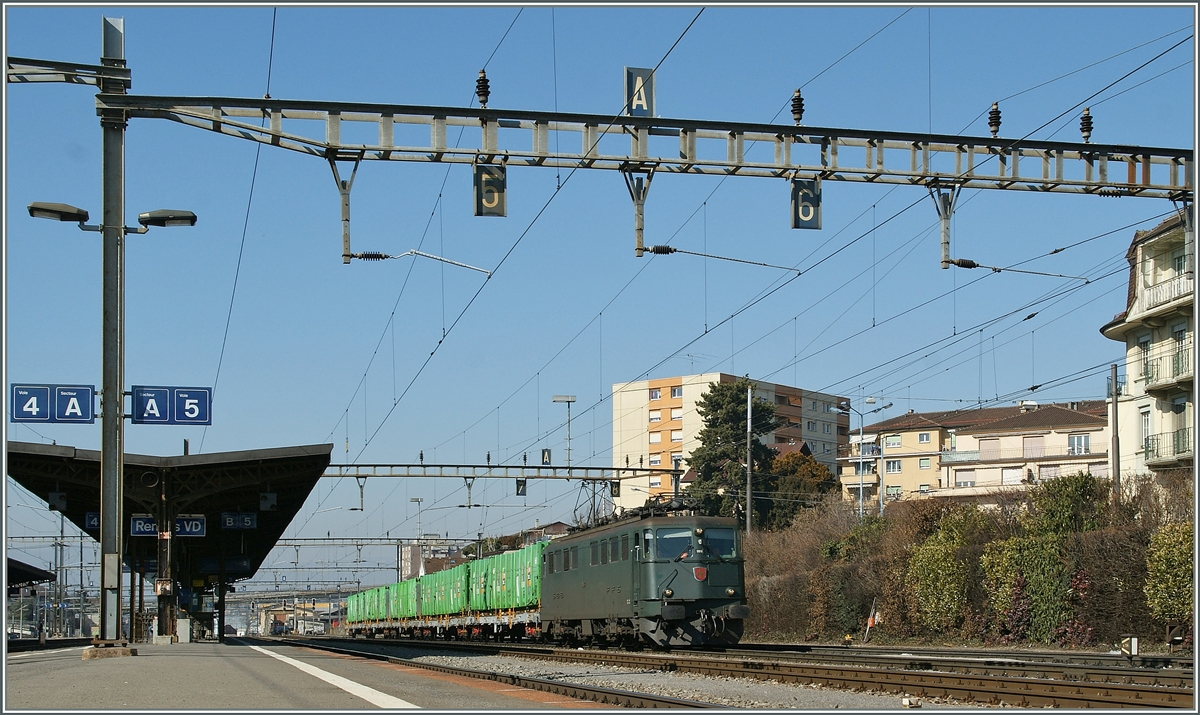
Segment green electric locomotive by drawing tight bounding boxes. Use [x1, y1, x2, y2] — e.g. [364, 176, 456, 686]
[540, 511, 749, 648]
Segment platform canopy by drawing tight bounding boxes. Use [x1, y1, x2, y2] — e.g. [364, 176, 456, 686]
[6, 441, 332, 585]
[7, 557, 56, 593]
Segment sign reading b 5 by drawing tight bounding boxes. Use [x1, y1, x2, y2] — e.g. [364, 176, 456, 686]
[10, 384, 95, 423]
[131, 386, 212, 425]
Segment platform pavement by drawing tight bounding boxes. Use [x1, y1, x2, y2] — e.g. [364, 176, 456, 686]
[5, 638, 595, 710]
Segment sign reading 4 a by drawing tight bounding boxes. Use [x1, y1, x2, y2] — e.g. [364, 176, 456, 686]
[9, 384, 95, 423]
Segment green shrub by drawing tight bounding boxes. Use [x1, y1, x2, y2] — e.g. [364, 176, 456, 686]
[1144, 522, 1193, 625]
[982, 536, 1069, 643]
[1027, 472, 1108, 537]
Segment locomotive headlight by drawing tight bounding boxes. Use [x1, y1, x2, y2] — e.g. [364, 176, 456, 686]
[663, 589, 674, 598]
[726, 588, 736, 597]
[694, 528, 704, 535]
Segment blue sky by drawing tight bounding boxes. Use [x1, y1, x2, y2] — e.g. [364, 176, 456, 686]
[4, 5, 1195, 587]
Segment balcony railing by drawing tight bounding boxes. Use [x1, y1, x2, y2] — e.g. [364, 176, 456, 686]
[1145, 427, 1194, 464]
[1144, 345, 1193, 390]
[1107, 374, 1127, 397]
[940, 446, 1107, 464]
[1142, 273, 1194, 312]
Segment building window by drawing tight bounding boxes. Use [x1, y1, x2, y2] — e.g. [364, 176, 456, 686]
[649, 476, 661, 487]
[1039, 464, 1061, 480]
[955, 469, 975, 487]
[648, 410, 661, 423]
[885, 459, 902, 474]
[1067, 433, 1090, 455]
[811, 400, 818, 410]
[919, 484, 931, 493]
[670, 452, 682, 468]
[823, 402, 833, 413]
[884, 435, 901, 449]
[823, 443, 831, 453]
[649, 388, 661, 400]
[670, 386, 683, 398]
[854, 461, 873, 476]
[670, 408, 682, 421]
[649, 455, 662, 467]
[1088, 462, 1109, 478]
[822, 422, 831, 434]
[1141, 409, 1151, 451]
[885, 485, 902, 497]
[919, 457, 931, 470]
[670, 430, 683, 442]
[918, 432, 930, 444]
[649, 432, 662, 444]
[807, 421, 816, 430]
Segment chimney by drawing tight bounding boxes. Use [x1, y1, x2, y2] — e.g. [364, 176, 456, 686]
[1069, 401, 1079, 411]
[1020, 400, 1039, 413]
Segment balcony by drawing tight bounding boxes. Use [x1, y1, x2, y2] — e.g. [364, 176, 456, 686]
[1145, 428, 1194, 465]
[1141, 273, 1193, 313]
[839, 471, 879, 486]
[940, 446, 1107, 464]
[1144, 346, 1193, 393]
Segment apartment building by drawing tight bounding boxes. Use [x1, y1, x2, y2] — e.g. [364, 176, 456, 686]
[839, 401, 1107, 505]
[1100, 212, 1194, 482]
[939, 404, 1110, 502]
[611, 373, 847, 510]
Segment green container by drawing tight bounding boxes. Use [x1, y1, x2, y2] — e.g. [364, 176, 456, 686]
[418, 563, 468, 616]
[392, 578, 417, 619]
[482, 543, 544, 611]
[469, 560, 488, 612]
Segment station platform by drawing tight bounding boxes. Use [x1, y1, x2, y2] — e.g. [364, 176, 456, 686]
[5, 638, 594, 710]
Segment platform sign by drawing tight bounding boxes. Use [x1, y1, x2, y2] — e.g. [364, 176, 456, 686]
[791, 178, 822, 230]
[473, 164, 506, 217]
[174, 514, 207, 537]
[221, 512, 257, 530]
[624, 67, 655, 117]
[131, 385, 212, 425]
[85, 512, 100, 531]
[10, 384, 95, 423]
[130, 514, 158, 536]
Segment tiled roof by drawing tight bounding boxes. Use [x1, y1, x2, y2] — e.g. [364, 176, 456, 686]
[957, 405, 1107, 434]
[866, 400, 1107, 432]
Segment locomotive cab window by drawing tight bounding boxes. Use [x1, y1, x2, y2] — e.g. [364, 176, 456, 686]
[642, 529, 654, 559]
[656, 527, 692, 560]
[705, 528, 738, 558]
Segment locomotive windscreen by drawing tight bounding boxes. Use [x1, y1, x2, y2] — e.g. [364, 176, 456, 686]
[704, 528, 737, 558]
[656, 527, 692, 559]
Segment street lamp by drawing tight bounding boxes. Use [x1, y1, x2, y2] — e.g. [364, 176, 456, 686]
[838, 398, 891, 520]
[553, 394, 584, 520]
[28, 198, 196, 645]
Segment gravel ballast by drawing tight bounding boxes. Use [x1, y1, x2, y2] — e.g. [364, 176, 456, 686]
[328, 641, 984, 709]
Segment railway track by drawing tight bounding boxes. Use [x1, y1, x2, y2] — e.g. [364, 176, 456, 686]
[298, 636, 1193, 708]
[263, 637, 715, 708]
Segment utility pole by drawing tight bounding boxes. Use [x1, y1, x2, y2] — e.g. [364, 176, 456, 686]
[1111, 363, 1121, 505]
[746, 385, 752, 536]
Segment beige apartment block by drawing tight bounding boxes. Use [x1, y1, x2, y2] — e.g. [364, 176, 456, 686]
[939, 404, 1110, 503]
[1101, 213, 1194, 485]
[611, 373, 847, 511]
[841, 401, 1108, 507]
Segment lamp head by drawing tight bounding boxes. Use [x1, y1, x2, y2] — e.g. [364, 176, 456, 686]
[552, 395, 576, 404]
[864, 396, 877, 404]
[28, 202, 89, 223]
[138, 209, 197, 228]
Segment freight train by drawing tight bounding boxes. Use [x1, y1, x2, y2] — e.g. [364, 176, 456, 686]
[345, 503, 749, 648]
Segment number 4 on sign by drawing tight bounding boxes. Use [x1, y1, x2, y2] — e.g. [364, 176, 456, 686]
[791, 178, 822, 230]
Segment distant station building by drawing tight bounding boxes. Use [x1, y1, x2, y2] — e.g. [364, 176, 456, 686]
[611, 373, 848, 511]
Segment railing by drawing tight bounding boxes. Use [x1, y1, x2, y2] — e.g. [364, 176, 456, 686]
[1142, 273, 1194, 312]
[940, 446, 1107, 463]
[1145, 427, 1194, 463]
[1144, 345, 1193, 390]
[1107, 374, 1127, 397]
